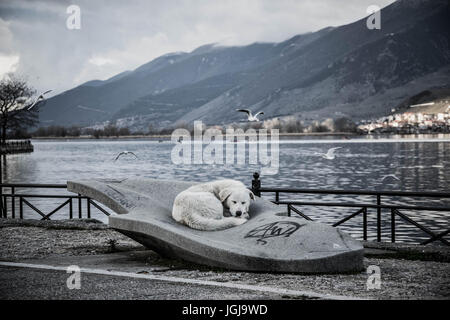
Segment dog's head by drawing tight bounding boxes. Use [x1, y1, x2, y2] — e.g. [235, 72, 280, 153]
[219, 187, 255, 219]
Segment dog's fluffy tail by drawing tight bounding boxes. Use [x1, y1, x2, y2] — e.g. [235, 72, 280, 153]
[185, 213, 246, 231]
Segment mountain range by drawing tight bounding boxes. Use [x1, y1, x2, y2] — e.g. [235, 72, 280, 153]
[38, 0, 450, 130]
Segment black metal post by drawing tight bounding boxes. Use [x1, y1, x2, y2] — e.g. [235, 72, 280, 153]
[87, 198, 91, 219]
[391, 209, 395, 243]
[69, 198, 73, 219]
[252, 172, 261, 197]
[78, 194, 82, 219]
[0, 188, 3, 218]
[0, 155, 3, 218]
[19, 196, 23, 219]
[0, 155, 1, 218]
[11, 186, 15, 219]
[363, 207, 367, 241]
[377, 195, 381, 242]
[3, 193, 7, 218]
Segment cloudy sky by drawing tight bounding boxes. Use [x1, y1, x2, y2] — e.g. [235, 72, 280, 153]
[0, 0, 395, 95]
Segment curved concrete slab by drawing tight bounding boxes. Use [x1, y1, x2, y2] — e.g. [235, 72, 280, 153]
[67, 179, 363, 273]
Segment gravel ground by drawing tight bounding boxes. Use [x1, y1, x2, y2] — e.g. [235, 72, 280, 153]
[1, 218, 449, 300]
[0, 218, 144, 260]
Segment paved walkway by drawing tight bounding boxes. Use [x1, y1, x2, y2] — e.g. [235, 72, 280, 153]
[0, 258, 353, 300]
[0, 219, 449, 299]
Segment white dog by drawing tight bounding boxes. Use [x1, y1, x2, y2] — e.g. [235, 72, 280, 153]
[172, 179, 255, 231]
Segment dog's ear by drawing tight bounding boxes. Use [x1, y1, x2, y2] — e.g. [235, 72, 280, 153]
[248, 190, 255, 201]
[219, 188, 233, 203]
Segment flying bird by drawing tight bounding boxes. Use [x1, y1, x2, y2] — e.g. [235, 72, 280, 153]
[381, 174, 400, 182]
[28, 90, 52, 110]
[114, 151, 138, 161]
[315, 147, 342, 160]
[236, 109, 264, 122]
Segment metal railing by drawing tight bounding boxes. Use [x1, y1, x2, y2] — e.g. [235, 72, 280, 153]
[251, 172, 450, 246]
[0, 183, 111, 220]
[0, 140, 34, 155]
[1, 175, 449, 246]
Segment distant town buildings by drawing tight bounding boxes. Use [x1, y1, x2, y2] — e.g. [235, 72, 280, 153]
[358, 105, 450, 134]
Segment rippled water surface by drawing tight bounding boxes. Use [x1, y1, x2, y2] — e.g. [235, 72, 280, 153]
[3, 134, 450, 244]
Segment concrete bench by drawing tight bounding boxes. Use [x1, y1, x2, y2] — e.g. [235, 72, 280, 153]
[67, 178, 363, 273]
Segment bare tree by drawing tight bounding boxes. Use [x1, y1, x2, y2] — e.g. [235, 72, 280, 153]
[0, 77, 39, 143]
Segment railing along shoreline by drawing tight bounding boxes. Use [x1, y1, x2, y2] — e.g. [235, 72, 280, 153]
[0, 140, 34, 155]
[0, 174, 449, 246]
[250, 172, 450, 246]
[0, 183, 110, 220]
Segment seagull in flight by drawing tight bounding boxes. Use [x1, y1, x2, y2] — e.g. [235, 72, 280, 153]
[315, 147, 342, 160]
[28, 90, 52, 110]
[236, 109, 264, 122]
[381, 174, 400, 182]
[114, 151, 138, 161]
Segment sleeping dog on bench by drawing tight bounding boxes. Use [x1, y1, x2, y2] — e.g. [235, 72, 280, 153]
[172, 179, 255, 231]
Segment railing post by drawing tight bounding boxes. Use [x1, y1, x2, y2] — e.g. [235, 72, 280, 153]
[287, 204, 291, 217]
[78, 194, 82, 219]
[87, 198, 91, 219]
[0, 183, 3, 218]
[275, 191, 279, 203]
[69, 198, 73, 219]
[251, 172, 261, 197]
[4, 192, 7, 218]
[377, 194, 381, 242]
[363, 207, 367, 241]
[252, 172, 261, 197]
[19, 196, 23, 219]
[11, 186, 15, 219]
[391, 209, 396, 243]
[0, 156, 2, 216]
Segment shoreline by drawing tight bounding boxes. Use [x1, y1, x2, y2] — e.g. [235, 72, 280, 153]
[30, 132, 359, 140]
[27, 131, 450, 140]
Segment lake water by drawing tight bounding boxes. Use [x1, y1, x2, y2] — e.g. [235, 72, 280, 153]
[2, 134, 450, 244]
